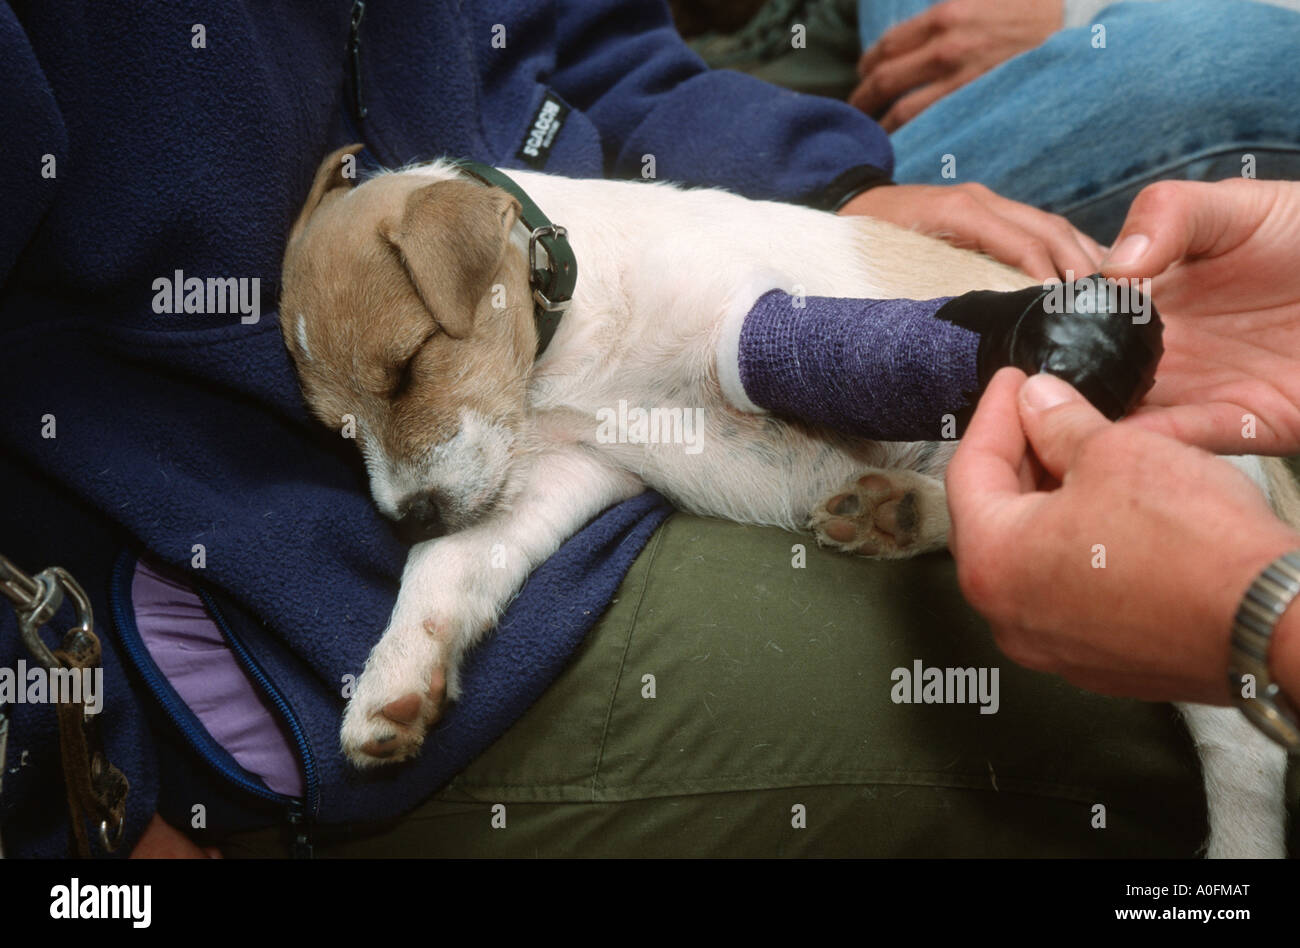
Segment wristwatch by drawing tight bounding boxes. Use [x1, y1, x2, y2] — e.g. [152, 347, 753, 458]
[1228, 550, 1300, 752]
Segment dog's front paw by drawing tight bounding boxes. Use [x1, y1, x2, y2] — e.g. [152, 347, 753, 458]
[340, 619, 461, 769]
[809, 468, 948, 558]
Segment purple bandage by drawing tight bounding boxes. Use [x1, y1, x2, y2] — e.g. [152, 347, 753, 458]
[735, 290, 978, 441]
[132, 558, 303, 796]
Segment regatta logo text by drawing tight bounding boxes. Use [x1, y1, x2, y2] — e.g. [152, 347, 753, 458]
[522, 99, 563, 160]
[152, 270, 261, 324]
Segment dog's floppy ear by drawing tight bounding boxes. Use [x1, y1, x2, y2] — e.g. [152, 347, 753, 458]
[288, 143, 365, 244]
[383, 180, 521, 339]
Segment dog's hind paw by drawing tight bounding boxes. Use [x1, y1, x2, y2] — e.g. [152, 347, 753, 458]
[809, 468, 948, 558]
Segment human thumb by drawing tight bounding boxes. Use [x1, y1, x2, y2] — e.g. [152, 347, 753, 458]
[1100, 180, 1238, 281]
[1017, 373, 1111, 481]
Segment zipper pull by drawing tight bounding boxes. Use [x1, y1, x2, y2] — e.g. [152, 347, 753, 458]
[287, 801, 314, 859]
[348, 0, 368, 122]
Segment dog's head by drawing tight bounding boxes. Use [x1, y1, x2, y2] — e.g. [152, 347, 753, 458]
[280, 145, 536, 539]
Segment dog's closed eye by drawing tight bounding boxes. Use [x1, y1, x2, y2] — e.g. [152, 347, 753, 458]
[389, 330, 438, 399]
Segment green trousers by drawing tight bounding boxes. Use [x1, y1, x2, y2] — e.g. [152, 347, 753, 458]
[216, 511, 1275, 858]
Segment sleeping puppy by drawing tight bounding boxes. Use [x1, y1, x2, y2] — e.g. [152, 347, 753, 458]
[280, 144, 1292, 857]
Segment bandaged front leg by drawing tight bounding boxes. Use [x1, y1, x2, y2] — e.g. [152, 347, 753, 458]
[716, 275, 1164, 441]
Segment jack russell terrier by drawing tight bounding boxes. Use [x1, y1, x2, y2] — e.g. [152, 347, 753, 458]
[280, 144, 1295, 857]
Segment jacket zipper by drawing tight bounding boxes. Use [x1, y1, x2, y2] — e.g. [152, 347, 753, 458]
[348, 0, 367, 123]
[109, 552, 320, 856]
[195, 586, 321, 834]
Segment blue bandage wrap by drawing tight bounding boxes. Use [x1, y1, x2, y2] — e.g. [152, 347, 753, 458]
[737, 290, 976, 441]
[734, 276, 1164, 441]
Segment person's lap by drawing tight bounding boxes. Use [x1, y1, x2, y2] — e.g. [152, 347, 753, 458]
[220, 512, 1215, 857]
[220, 1, 1300, 859]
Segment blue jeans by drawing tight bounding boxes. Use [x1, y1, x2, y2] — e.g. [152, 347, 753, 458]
[858, 0, 1300, 241]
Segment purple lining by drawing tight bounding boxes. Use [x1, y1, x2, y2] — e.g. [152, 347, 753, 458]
[131, 558, 303, 797]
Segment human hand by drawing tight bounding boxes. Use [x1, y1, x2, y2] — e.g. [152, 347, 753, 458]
[839, 182, 1103, 281]
[850, 0, 1063, 130]
[946, 368, 1300, 705]
[1101, 179, 1300, 456]
[129, 813, 223, 858]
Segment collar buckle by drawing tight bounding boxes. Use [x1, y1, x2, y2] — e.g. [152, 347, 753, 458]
[528, 223, 572, 313]
[446, 157, 575, 358]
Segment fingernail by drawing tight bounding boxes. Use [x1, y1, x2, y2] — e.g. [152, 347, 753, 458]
[1020, 373, 1076, 412]
[1102, 234, 1149, 269]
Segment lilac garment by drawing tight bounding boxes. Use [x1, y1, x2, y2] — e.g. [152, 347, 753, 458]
[132, 558, 303, 797]
[737, 290, 978, 441]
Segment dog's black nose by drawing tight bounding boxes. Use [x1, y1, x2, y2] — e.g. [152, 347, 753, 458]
[395, 491, 447, 543]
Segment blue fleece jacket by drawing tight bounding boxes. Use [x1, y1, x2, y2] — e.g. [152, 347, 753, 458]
[0, 0, 892, 857]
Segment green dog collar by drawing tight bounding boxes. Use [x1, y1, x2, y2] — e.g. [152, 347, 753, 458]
[447, 158, 576, 358]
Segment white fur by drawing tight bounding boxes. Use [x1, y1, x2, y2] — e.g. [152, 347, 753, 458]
[295, 313, 312, 362]
[366, 407, 516, 527]
[1180, 704, 1288, 858]
[342, 164, 1287, 857]
[714, 269, 795, 414]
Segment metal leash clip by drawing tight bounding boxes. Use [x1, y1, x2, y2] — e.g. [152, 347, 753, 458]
[0, 555, 128, 857]
[2, 557, 90, 671]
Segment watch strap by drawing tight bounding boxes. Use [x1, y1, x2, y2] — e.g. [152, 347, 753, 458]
[1229, 549, 1300, 752]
